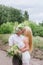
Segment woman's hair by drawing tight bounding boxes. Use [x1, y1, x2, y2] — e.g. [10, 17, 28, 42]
[24, 26, 33, 52]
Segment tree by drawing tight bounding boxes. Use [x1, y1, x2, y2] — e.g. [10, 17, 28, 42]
[0, 5, 24, 25]
[24, 11, 29, 20]
[39, 21, 43, 26]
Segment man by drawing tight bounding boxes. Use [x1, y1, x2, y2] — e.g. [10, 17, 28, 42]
[8, 27, 25, 65]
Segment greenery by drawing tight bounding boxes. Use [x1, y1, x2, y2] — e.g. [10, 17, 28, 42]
[39, 21, 43, 26]
[0, 5, 43, 37]
[28, 22, 43, 37]
[0, 34, 10, 44]
[18, 21, 43, 37]
[0, 5, 29, 25]
[24, 11, 29, 20]
[0, 22, 14, 33]
[0, 21, 43, 37]
[33, 36, 43, 50]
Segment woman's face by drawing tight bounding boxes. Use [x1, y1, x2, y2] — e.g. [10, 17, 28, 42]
[21, 29, 25, 34]
[23, 30, 28, 36]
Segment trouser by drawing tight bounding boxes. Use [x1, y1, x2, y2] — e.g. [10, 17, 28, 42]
[12, 55, 22, 65]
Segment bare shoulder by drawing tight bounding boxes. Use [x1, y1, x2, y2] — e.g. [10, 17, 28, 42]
[24, 36, 28, 40]
[23, 36, 29, 44]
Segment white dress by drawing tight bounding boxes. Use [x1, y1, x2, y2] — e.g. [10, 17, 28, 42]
[20, 35, 30, 65]
[9, 34, 30, 65]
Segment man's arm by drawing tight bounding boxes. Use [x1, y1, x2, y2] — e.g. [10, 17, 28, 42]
[8, 35, 14, 48]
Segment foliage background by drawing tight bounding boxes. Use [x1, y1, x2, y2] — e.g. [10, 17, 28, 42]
[0, 5, 43, 37]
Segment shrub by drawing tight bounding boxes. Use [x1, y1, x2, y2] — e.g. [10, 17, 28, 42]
[33, 36, 43, 49]
[28, 21, 43, 37]
[0, 22, 14, 33]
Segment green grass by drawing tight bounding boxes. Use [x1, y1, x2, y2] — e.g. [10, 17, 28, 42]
[0, 34, 10, 44]
[33, 36, 43, 50]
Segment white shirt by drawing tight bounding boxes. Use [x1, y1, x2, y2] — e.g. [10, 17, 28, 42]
[9, 34, 25, 49]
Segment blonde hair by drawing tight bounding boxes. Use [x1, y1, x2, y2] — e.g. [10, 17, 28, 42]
[24, 26, 33, 52]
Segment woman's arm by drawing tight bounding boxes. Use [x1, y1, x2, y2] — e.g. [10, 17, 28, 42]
[20, 37, 29, 52]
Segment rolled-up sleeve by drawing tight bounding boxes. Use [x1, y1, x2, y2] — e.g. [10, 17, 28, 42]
[9, 35, 14, 46]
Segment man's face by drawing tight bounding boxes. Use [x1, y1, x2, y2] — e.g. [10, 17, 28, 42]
[17, 30, 23, 35]
[21, 29, 25, 34]
[17, 28, 25, 35]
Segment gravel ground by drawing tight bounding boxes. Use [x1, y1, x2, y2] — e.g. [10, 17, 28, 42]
[0, 50, 43, 65]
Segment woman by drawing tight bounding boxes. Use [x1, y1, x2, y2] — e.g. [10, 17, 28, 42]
[23, 26, 32, 52]
[19, 26, 33, 65]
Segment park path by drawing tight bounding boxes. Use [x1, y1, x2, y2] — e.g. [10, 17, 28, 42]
[0, 50, 12, 65]
[0, 50, 43, 65]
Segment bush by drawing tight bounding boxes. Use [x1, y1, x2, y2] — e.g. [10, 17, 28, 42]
[0, 5, 25, 25]
[19, 21, 43, 37]
[0, 22, 14, 33]
[26, 21, 43, 37]
[33, 36, 43, 49]
[0, 20, 43, 37]
[37, 26, 43, 37]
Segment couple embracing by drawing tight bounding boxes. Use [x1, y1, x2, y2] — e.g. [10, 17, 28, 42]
[9, 25, 32, 65]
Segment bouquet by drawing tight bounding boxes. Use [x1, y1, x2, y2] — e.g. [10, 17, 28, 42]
[7, 44, 22, 58]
